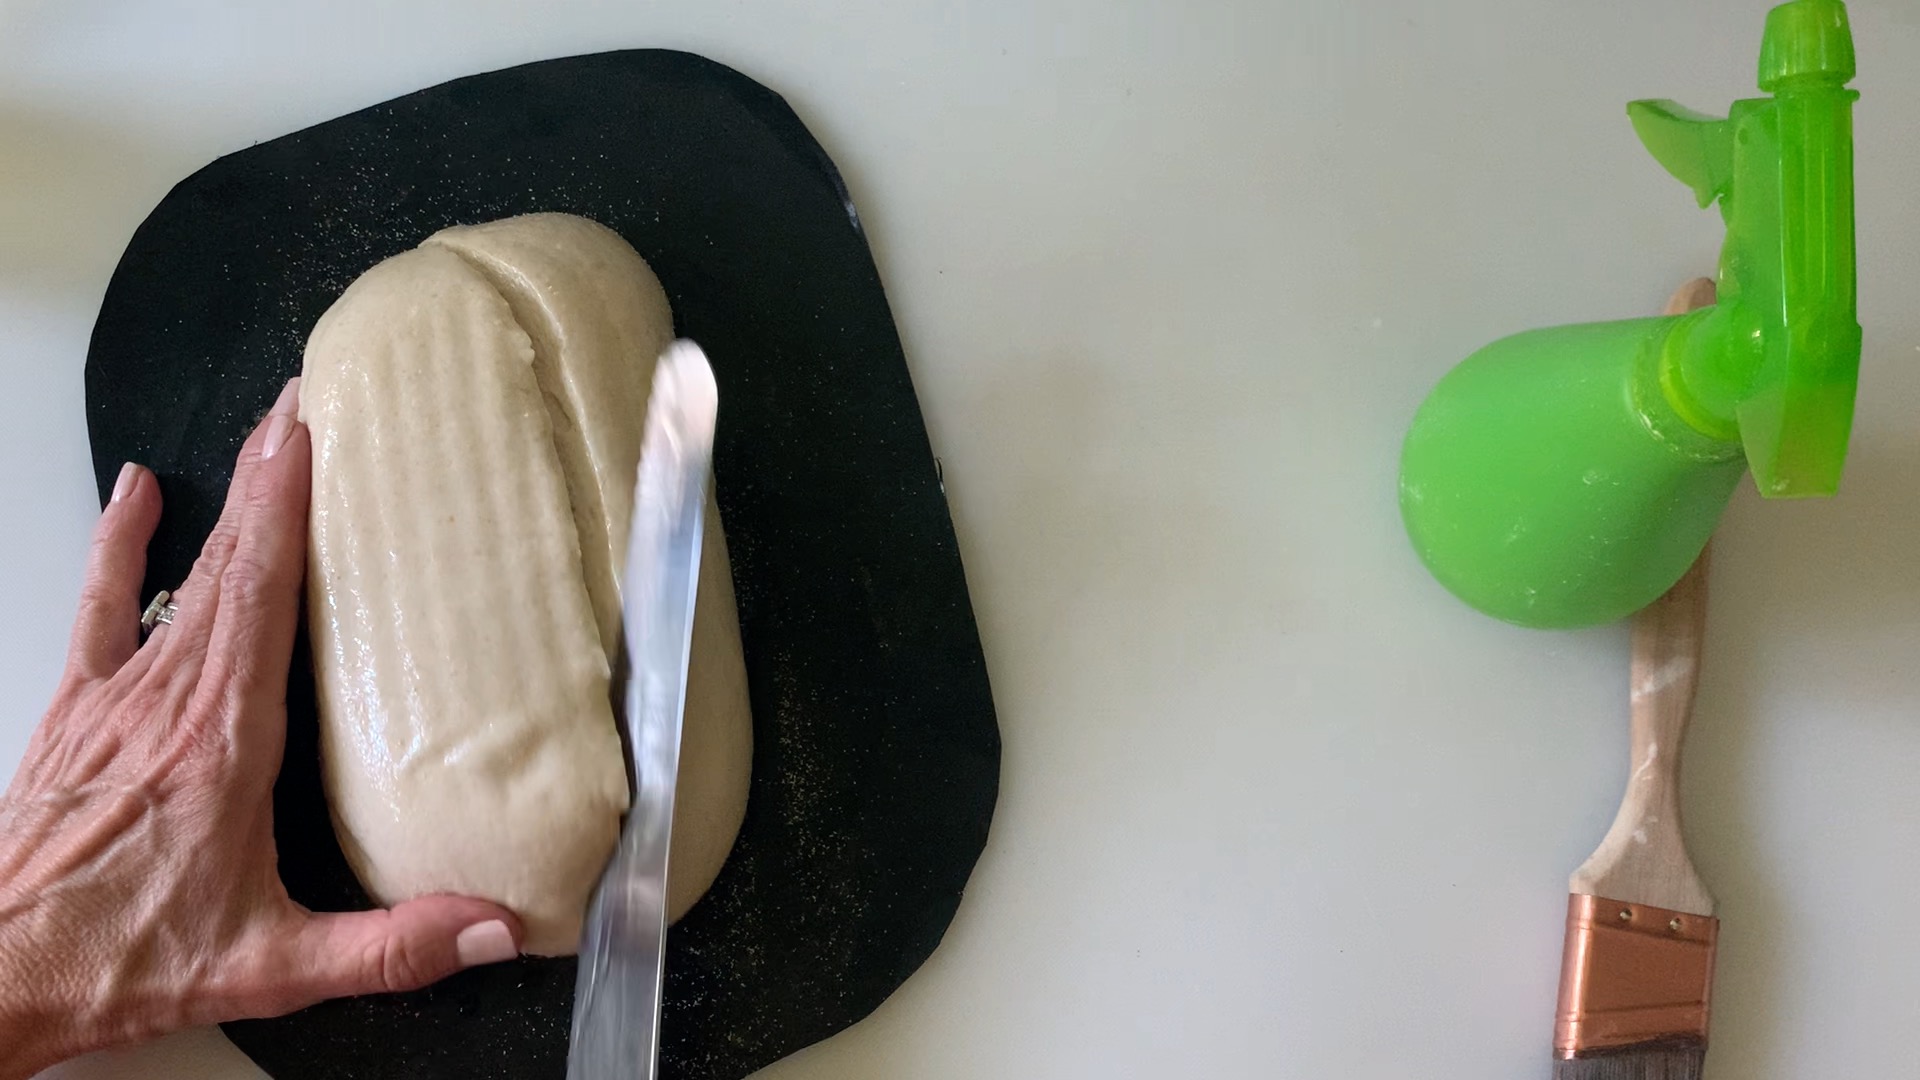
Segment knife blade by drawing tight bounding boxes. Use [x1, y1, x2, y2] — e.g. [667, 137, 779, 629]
[568, 340, 718, 1080]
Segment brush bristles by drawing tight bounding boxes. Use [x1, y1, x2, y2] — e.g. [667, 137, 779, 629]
[1552, 1047, 1704, 1080]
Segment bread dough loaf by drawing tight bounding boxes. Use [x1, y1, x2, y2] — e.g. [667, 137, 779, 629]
[302, 213, 752, 956]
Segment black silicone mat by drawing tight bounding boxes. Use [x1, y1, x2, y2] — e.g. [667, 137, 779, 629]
[83, 49, 1000, 1080]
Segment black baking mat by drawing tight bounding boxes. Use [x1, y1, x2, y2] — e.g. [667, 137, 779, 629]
[83, 49, 1000, 1080]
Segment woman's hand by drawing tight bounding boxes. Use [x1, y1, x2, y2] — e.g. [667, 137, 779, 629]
[0, 381, 521, 1079]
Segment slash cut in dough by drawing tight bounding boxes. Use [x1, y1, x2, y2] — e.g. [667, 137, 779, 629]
[301, 213, 753, 956]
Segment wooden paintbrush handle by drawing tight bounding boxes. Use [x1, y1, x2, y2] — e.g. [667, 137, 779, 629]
[1567, 551, 1715, 914]
[1625, 274, 1717, 870]
[1628, 553, 1708, 824]
[1566, 279, 1718, 916]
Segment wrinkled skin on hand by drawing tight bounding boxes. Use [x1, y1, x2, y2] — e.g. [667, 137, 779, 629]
[0, 381, 521, 1079]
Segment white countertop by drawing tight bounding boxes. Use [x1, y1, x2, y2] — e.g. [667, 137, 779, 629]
[7, 2, 1920, 1077]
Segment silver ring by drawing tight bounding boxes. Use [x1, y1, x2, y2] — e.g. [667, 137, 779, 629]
[141, 590, 178, 634]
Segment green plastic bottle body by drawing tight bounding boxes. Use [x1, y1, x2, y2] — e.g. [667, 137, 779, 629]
[1400, 318, 1746, 628]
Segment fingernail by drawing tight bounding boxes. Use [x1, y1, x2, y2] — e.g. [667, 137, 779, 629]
[454, 920, 518, 968]
[270, 377, 302, 416]
[110, 462, 142, 503]
[260, 413, 296, 460]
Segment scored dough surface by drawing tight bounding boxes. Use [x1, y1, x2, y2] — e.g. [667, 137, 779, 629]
[302, 214, 752, 956]
[425, 215, 669, 664]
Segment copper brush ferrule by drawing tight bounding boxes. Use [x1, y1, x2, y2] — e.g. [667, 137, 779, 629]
[1554, 894, 1718, 1059]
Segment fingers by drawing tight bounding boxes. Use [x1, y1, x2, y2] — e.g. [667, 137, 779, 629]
[152, 379, 302, 674]
[199, 387, 311, 723]
[270, 898, 522, 1006]
[1664, 277, 1717, 316]
[64, 463, 163, 682]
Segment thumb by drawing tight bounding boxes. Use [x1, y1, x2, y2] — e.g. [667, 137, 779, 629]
[285, 896, 523, 1002]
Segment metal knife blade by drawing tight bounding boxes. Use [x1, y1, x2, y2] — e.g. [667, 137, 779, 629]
[568, 340, 718, 1080]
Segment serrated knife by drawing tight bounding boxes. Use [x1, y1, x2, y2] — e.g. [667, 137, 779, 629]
[568, 340, 718, 1080]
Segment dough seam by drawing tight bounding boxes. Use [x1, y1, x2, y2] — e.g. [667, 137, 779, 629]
[428, 244, 617, 663]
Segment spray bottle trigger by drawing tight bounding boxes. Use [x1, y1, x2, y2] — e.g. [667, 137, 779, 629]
[1628, 100, 1737, 211]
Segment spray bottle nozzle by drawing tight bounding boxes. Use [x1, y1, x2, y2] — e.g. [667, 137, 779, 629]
[1760, 0, 1856, 89]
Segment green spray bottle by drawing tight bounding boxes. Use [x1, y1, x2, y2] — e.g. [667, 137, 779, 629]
[1399, 0, 1861, 629]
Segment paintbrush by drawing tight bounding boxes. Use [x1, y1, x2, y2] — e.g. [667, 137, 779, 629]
[1552, 280, 1720, 1080]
